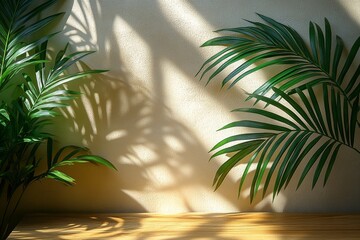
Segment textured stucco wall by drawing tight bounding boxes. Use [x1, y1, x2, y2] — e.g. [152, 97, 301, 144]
[24, 0, 360, 213]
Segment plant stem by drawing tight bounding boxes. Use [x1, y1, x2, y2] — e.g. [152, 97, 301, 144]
[0, 184, 28, 240]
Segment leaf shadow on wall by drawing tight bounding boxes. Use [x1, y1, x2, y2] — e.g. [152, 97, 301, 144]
[23, 0, 360, 221]
[22, 0, 273, 215]
[81, 0, 360, 212]
[18, 1, 360, 239]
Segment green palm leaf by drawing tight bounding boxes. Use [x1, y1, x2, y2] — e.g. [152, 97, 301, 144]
[18, 41, 106, 136]
[198, 14, 359, 200]
[209, 86, 358, 201]
[39, 139, 116, 186]
[197, 14, 359, 112]
[0, 0, 61, 91]
[0, 2, 116, 238]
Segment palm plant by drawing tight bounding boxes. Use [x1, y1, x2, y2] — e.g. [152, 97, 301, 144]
[197, 14, 359, 202]
[0, 0, 116, 238]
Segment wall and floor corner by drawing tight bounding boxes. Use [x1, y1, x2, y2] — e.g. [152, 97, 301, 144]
[22, 0, 360, 214]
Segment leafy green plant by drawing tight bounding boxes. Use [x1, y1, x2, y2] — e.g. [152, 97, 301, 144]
[0, 0, 116, 238]
[197, 14, 359, 202]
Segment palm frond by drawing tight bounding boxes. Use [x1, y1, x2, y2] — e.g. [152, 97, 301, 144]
[0, 1, 115, 238]
[199, 14, 359, 201]
[0, 0, 60, 91]
[211, 85, 358, 201]
[18, 41, 106, 136]
[197, 14, 359, 103]
[38, 139, 116, 186]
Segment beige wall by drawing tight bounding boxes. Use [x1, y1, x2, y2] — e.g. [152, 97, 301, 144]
[24, 0, 360, 213]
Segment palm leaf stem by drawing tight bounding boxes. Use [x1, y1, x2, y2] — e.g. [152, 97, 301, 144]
[289, 129, 358, 154]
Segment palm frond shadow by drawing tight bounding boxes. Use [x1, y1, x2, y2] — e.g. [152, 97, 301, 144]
[24, 0, 277, 213]
[21, 62, 252, 213]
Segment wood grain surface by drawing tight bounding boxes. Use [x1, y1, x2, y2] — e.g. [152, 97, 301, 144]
[8, 213, 360, 239]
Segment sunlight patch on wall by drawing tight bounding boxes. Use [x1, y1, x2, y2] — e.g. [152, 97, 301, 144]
[65, 0, 98, 50]
[150, 165, 178, 188]
[337, 0, 360, 26]
[112, 15, 152, 82]
[131, 145, 159, 165]
[157, 1, 216, 47]
[163, 134, 186, 153]
[106, 130, 128, 141]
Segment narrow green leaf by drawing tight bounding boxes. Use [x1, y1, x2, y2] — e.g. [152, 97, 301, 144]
[233, 108, 300, 130]
[284, 135, 322, 188]
[251, 136, 276, 200]
[278, 132, 312, 192]
[210, 132, 275, 152]
[229, 54, 301, 88]
[343, 93, 350, 145]
[54, 43, 69, 65]
[257, 14, 301, 54]
[214, 143, 260, 190]
[263, 131, 297, 196]
[198, 43, 254, 83]
[260, 132, 296, 198]
[52, 145, 86, 164]
[200, 36, 248, 47]
[337, 37, 360, 85]
[297, 139, 332, 189]
[345, 65, 360, 96]
[74, 155, 116, 170]
[46, 137, 53, 170]
[308, 86, 327, 135]
[43, 70, 107, 94]
[15, 0, 58, 27]
[273, 87, 317, 131]
[274, 132, 307, 195]
[208, 44, 268, 86]
[16, 13, 63, 40]
[309, 22, 319, 64]
[238, 141, 267, 196]
[331, 36, 344, 79]
[324, 18, 332, 73]
[330, 87, 341, 141]
[350, 96, 359, 146]
[248, 93, 308, 130]
[252, 63, 316, 96]
[277, 72, 323, 95]
[33, 103, 68, 110]
[220, 120, 290, 132]
[348, 82, 360, 100]
[323, 84, 335, 138]
[324, 143, 341, 186]
[55, 159, 88, 166]
[295, 88, 321, 133]
[30, 109, 58, 118]
[50, 51, 97, 79]
[210, 140, 264, 159]
[34, 94, 79, 108]
[314, 23, 325, 69]
[47, 170, 75, 185]
[312, 141, 336, 188]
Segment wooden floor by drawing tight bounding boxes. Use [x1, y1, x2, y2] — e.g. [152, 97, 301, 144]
[8, 213, 360, 239]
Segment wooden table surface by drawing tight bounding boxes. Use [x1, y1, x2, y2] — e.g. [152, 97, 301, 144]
[8, 213, 360, 239]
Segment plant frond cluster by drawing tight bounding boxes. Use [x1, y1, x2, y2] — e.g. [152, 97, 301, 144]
[198, 14, 359, 202]
[0, 1, 115, 238]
